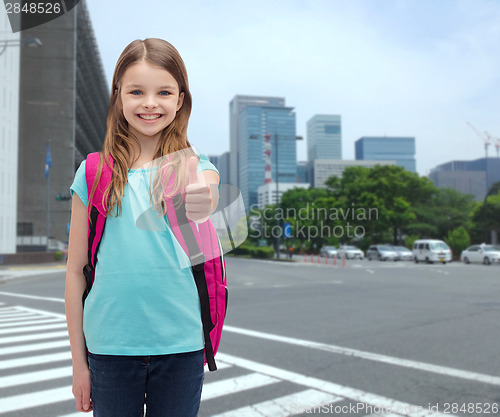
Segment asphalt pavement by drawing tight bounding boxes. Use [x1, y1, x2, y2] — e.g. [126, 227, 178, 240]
[0, 257, 499, 416]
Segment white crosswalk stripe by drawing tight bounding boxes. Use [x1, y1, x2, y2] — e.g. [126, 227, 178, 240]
[0, 314, 42, 323]
[0, 311, 39, 319]
[0, 304, 455, 417]
[202, 373, 280, 401]
[0, 351, 72, 371]
[210, 389, 343, 417]
[0, 322, 67, 335]
[0, 365, 72, 388]
[0, 317, 63, 328]
[0, 386, 74, 414]
[0, 330, 68, 345]
[0, 339, 69, 356]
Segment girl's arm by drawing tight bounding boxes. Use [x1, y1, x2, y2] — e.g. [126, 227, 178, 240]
[64, 192, 92, 412]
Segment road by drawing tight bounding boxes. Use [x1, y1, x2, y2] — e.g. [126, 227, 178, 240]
[0, 257, 499, 416]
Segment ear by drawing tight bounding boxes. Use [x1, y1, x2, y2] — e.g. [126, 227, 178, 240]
[177, 92, 184, 112]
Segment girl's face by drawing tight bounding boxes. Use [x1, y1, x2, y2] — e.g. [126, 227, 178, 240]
[120, 60, 184, 145]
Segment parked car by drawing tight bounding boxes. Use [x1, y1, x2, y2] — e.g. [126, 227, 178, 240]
[412, 239, 452, 264]
[320, 245, 337, 258]
[337, 245, 364, 260]
[395, 246, 414, 261]
[366, 245, 399, 261]
[461, 244, 500, 265]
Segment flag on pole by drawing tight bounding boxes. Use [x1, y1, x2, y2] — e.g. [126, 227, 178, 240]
[45, 142, 52, 178]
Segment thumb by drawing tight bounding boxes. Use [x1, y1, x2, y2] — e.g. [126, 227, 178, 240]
[187, 156, 200, 186]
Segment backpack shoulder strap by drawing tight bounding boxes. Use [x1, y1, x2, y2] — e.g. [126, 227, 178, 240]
[82, 152, 113, 305]
[86, 152, 113, 216]
[167, 194, 217, 371]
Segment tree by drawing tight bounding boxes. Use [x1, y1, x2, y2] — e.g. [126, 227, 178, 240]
[470, 188, 500, 243]
[445, 226, 470, 259]
[412, 188, 475, 239]
[326, 165, 432, 244]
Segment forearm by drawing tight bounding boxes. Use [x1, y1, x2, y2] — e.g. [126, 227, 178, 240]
[65, 271, 88, 368]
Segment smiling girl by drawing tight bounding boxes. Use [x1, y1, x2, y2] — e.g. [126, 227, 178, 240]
[65, 38, 220, 417]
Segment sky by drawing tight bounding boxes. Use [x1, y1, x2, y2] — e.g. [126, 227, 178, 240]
[85, 0, 500, 176]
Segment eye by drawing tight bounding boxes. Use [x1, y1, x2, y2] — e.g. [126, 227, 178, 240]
[130, 90, 142, 95]
[159, 91, 171, 96]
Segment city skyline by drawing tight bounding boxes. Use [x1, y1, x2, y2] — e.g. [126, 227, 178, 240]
[84, 0, 500, 176]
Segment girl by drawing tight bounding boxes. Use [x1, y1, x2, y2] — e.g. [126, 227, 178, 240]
[65, 38, 220, 417]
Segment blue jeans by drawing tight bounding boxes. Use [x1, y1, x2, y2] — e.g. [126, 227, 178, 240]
[88, 349, 205, 417]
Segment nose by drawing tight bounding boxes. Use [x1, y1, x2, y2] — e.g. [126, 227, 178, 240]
[143, 93, 158, 109]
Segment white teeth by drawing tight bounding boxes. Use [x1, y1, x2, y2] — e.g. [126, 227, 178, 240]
[139, 114, 162, 120]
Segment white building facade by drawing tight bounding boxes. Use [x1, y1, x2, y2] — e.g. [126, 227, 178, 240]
[0, 14, 20, 254]
[257, 182, 310, 209]
[308, 159, 396, 188]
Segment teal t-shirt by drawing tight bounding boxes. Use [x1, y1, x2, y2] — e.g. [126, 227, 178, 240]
[70, 152, 219, 355]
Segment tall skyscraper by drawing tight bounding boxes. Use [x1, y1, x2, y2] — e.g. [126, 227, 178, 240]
[236, 102, 297, 210]
[355, 136, 416, 172]
[229, 95, 285, 189]
[307, 114, 342, 161]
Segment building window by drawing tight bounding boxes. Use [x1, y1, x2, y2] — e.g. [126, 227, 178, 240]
[17, 222, 33, 236]
[325, 125, 341, 134]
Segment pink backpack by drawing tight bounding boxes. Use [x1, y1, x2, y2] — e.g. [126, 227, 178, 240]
[82, 152, 227, 371]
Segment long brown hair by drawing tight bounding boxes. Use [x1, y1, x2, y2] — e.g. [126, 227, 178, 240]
[89, 38, 196, 219]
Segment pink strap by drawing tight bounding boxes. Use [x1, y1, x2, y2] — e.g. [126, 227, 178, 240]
[86, 152, 113, 216]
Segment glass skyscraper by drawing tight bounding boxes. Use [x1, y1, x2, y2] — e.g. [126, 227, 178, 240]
[238, 103, 297, 210]
[229, 95, 285, 189]
[307, 114, 342, 161]
[355, 136, 416, 172]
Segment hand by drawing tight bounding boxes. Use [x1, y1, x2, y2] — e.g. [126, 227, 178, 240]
[72, 364, 92, 413]
[185, 156, 212, 223]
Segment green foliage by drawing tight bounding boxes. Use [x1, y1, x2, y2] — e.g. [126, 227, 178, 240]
[404, 234, 419, 249]
[232, 242, 253, 256]
[469, 190, 500, 242]
[247, 165, 488, 250]
[445, 226, 471, 258]
[54, 251, 63, 261]
[229, 240, 275, 259]
[250, 246, 275, 259]
[414, 188, 475, 239]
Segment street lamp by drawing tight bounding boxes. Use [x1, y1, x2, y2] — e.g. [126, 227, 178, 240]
[0, 37, 42, 56]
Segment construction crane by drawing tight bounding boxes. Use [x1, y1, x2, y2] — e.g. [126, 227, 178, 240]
[485, 132, 500, 158]
[467, 121, 492, 158]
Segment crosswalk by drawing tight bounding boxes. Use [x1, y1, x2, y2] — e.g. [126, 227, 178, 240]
[0, 303, 456, 417]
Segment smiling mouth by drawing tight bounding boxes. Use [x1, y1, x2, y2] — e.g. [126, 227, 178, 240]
[137, 114, 163, 120]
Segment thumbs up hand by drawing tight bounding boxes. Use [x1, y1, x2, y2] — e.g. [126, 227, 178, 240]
[185, 156, 211, 223]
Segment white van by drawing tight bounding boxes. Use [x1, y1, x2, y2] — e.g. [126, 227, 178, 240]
[412, 239, 452, 264]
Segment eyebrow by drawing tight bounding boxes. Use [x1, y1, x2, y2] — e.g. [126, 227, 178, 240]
[124, 84, 177, 90]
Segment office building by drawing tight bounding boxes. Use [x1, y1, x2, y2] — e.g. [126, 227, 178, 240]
[208, 151, 230, 186]
[308, 159, 396, 188]
[0, 13, 21, 254]
[297, 161, 308, 183]
[237, 100, 297, 210]
[15, 0, 108, 251]
[429, 158, 500, 201]
[307, 114, 342, 161]
[257, 182, 309, 209]
[229, 95, 285, 189]
[355, 136, 416, 172]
